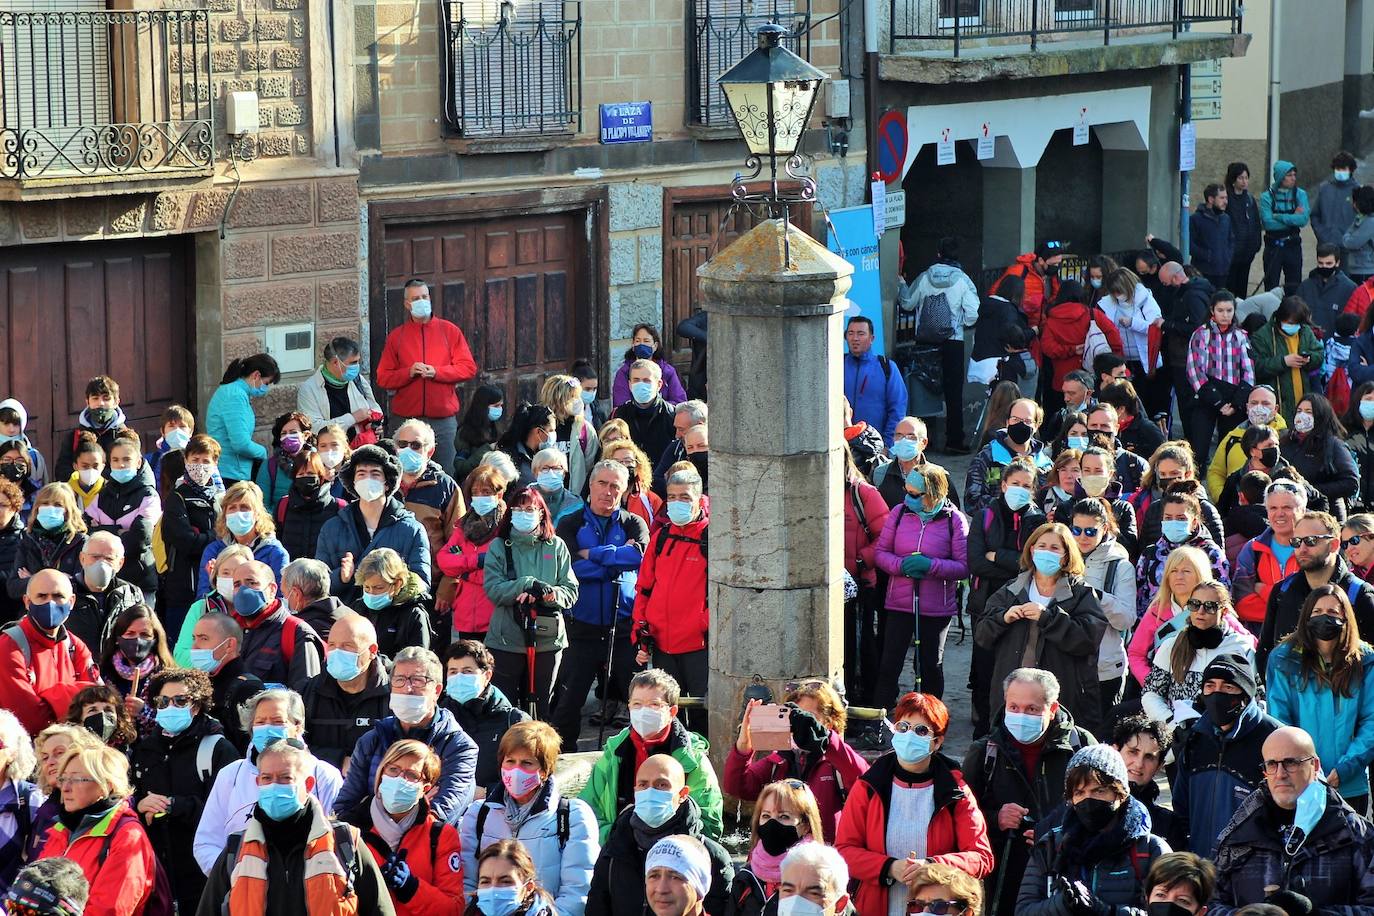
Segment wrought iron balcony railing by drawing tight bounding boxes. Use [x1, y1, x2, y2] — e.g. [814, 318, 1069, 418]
[889, 0, 1243, 55]
[0, 8, 214, 183]
[442, 0, 582, 139]
[689, 0, 811, 129]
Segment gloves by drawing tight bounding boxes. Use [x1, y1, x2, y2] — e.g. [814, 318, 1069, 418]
[900, 554, 933, 579]
[1265, 890, 1314, 916]
[1058, 878, 1111, 916]
[786, 703, 828, 754]
[382, 849, 419, 902]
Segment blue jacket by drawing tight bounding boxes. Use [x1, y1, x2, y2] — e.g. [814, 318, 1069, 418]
[1190, 204, 1235, 276]
[1170, 700, 1280, 856]
[1259, 160, 1311, 237]
[195, 535, 290, 599]
[843, 350, 907, 446]
[314, 497, 431, 602]
[1346, 329, 1374, 387]
[206, 379, 268, 482]
[333, 706, 477, 825]
[555, 506, 649, 627]
[1267, 642, 1374, 799]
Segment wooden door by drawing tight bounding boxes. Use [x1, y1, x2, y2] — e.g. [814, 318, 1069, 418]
[0, 237, 192, 463]
[663, 194, 758, 370]
[380, 210, 586, 413]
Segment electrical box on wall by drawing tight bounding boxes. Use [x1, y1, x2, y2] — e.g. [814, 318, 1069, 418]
[264, 324, 314, 374]
[225, 91, 260, 136]
[826, 80, 850, 120]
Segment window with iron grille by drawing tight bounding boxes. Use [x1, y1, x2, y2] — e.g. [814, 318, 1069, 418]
[938, 0, 980, 25]
[688, 0, 810, 128]
[442, 0, 582, 138]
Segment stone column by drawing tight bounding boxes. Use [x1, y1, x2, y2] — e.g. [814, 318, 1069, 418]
[981, 165, 1036, 266]
[697, 217, 853, 771]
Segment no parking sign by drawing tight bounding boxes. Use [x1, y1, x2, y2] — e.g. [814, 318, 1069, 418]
[875, 111, 907, 185]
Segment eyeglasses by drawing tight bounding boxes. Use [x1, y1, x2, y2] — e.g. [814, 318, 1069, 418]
[783, 678, 828, 693]
[889, 721, 936, 736]
[56, 776, 99, 788]
[382, 764, 426, 784]
[1261, 756, 1316, 775]
[1070, 526, 1099, 538]
[1345, 536, 1367, 548]
[390, 675, 436, 690]
[628, 699, 669, 711]
[1184, 599, 1224, 615]
[151, 695, 195, 710]
[1290, 535, 1336, 548]
[908, 899, 968, 916]
[1043, 241, 1064, 250]
[394, 439, 427, 451]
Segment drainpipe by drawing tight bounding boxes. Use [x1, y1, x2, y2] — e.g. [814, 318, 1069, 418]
[864, 0, 878, 185]
[1181, 62, 1191, 260]
[1267, 0, 1281, 172]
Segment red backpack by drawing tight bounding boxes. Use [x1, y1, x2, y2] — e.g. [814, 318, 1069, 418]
[1329, 365, 1352, 416]
[98, 811, 175, 916]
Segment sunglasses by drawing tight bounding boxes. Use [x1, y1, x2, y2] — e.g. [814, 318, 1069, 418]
[151, 695, 195, 710]
[1344, 535, 1367, 548]
[394, 439, 427, 451]
[1185, 599, 1224, 614]
[1070, 526, 1099, 538]
[908, 900, 968, 916]
[1290, 535, 1336, 548]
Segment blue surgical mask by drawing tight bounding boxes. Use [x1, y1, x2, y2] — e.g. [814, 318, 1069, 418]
[581, 390, 596, 405]
[1052, 486, 1071, 502]
[1004, 711, 1048, 744]
[409, 298, 432, 320]
[446, 672, 483, 704]
[511, 509, 540, 533]
[488, 405, 503, 423]
[164, 428, 191, 451]
[397, 448, 427, 475]
[904, 495, 925, 514]
[1089, 277, 1103, 289]
[1161, 519, 1193, 544]
[35, 506, 66, 531]
[233, 586, 270, 617]
[631, 381, 655, 405]
[362, 591, 393, 611]
[251, 724, 289, 755]
[156, 704, 194, 736]
[905, 469, 926, 493]
[247, 383, 270, 398]
[28, 600, 70, 631]
[891, 438, 919, 462]
[537, 470, 564, 492]
[470, 495, 498, 516]
[1004, 485, 1032, 512]
[379, 774, 422, 815]
[1281, 322, 1302, 336]
[257, 783, 305, 821]
[1067, 436, 1089, 451]
[1293, 776, 1328, 840]
[189, 644, 223, 674]
[1336, 170, 1352, 183]
[1032, 549, 1063, 576]
[892, 731, 933, 764]
[109, 467, 137, 485]
[226, 511, 255, 538]
[1360, 401, 1374, 422]
[477, 886, 526, 916]
[634, 787, 678, 828]
[667, 501, 695, 526]
[326, 648, 363, 681]
[342, 363, 362, 382]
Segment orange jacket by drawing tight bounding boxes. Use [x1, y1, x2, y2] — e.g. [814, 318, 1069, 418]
[375, 317, 478, 418]
[632, 516, 709, 655]
[992, 255, 1061, 333]
[358, 807, 466, 916]
[38, 801, 155, 916]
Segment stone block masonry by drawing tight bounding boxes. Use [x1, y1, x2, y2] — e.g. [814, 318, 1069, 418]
[209, 0, 312, 160]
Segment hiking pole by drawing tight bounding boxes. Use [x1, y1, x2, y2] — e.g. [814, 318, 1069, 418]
[911, 584, 923, 694]
[522, 596, 539, 718]
[598, 577, 624, 745]
[990, 830, 1016, 916]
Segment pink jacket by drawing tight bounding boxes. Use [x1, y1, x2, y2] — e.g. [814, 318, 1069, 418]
[436, 521, 498, 634]
[844, 479, 890, 587]
[1127, 599, 1257, 685]
[722, 730, 870, 843]
[874, 502, 970, 617]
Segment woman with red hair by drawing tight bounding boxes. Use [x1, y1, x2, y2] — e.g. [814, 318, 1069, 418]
[835, 692, 994, 916]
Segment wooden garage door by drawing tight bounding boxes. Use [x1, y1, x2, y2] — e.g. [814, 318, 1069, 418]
[0, 237, 192, 465]
[380, 211, 586, 413]
[663, 194, 758, 369]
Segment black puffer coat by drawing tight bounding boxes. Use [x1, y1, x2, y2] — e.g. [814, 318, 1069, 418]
[161, 478, 218, 610]
[299, 658, 391, 770]
[440, 682, 529, 788]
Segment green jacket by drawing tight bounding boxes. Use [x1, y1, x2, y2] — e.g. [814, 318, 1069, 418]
[578, 721, 724, 844]
[482, 530, 578, 654]
[1249, 317, 1325, 421]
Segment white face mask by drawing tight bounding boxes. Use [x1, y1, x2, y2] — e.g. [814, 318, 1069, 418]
[777, 896, 827, 916]
[1293, 411, 1315, 434]
[216, 576, 235, 599]
[77, 468, 100, 488]
[186, 463, 215, 486]
[319, 449, 344, 470]
[390, 693, 431, 724]
[355, 477, 386, 502]
[630, 706, 671, 738]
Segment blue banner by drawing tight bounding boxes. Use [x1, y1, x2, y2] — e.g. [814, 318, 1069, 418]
[826, 205, 884, 356]
[599, 102, 653, 144]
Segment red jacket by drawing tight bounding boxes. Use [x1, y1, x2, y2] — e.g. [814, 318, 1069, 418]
[724, 730, 871, 843]
[357, 804, 465, 916]
[1346, 278, 1374, 318]
[1039, 301, 1125, 390]
[0, 614, 99, 734]
[632, 516, 708, 655]
[835, 754, 994, 916]
[844, 479, 890, 588]
[38, 801, 155, 916]
[375, 317, 478, 418]
[436, 520, 499, 634]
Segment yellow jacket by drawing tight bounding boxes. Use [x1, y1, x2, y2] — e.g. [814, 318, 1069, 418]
[1206, 413, 1288, 500]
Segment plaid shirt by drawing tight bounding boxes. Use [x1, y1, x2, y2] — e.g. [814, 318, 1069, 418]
[1187, 321, 1255, 392]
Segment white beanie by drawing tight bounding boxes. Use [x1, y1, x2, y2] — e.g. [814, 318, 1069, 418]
[646, 835, 712, 900]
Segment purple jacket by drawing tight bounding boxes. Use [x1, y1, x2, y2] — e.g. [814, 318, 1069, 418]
[612, 356, 688, 407]
[874, 501, 969, 617]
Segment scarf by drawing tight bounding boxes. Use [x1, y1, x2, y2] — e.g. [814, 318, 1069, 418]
[369, 794, 417, 850]
[1059, 796, 1147, 874]
[748, 839, 804, 886]
[111, 651, 159, 685]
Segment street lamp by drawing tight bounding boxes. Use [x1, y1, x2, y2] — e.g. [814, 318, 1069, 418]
[718, 22, 826, 218]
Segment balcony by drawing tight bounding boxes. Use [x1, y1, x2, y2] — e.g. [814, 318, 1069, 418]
[442, 0, 582, 145]
[0, 8, 214, 198]
[688, 0, 812, 131]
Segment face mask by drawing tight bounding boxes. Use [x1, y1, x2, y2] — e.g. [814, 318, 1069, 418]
[1006, 421, 1034, 446]
[77, 468, 101, 489]
[109, 467, 137, 485]
[1066, 435, 1089, 451]
[1004, 711, 1048, 744]
[247, 383, 270, 398]
[88, 406, 116, 427]
[1294, 412, 1315, 434]
[362, 590, 393, 611]
[581, 389, 596, 405]
[379, 774, 422, 814]
[537, 470, 564, 492]
[1004, 485, 1032, 511]
[83, 711, 116, 742]
[390, 692, 431, 725]
[631, 381, 655, 405]
[28, 600, 71, 630]
[1089, 277, 1103, 289]
[226, 511, 255, 538]
[156, 704, 194, 736]
[487, 405, 504, 423]
[1052, 486, 1071, 502]
[1148, 903, 1195, 916]
[1080, 474, 1110, 497]
[777, 897, 825, 916]
[257, 783, 305, 821]
[632, 343, 655, 360]
[1248, 405, 1274, 426]
[892, 731, 933, 765]
[667, 501, 695, 526]
[891, 438, 920, 462]
[1032, 550, 1063, 576]
[905, 469, 926, 494]
[630, 705, 671, 738]
[757, 817, 803, 856]
[1161, 519, 1193, 544]
[1281, 322, 1302, 336]
[634, 787, 678, 827]
[319, 449, 344, 470]
[476, 886, 525, 916]
[1072, 797, 1120, 833]
[502, 766, 543, 798]
[36, 506, 66, 532]
[292, 476, 323, 500]
[1187, 624, 1224, 650]
[233, 586, 269, 617]
[1309, 613, 1345, 641]
[1361, 401, 1374, 423]
[186, 463, 214, 486]
[189, 642, 225, 674]
[280, 434, 304, 456]
[1044, 264, 1060, 278]
[0, 463, 27, 484]
[904, 495, 926, 514]
[1256, 446, 1280, 469]
[446, 672, 484, 704]
[409, 298, 432, 320]
[470, 495, 498, 516]
[398, 448, 427, 476]
[1336, 170, 1352, 182]
[83, 560, 115, 592]
[1294, 775, 1328, 839]
[326, 648, 364, 681]
[341, 363, 362, 383]
[118, 636, 153, 663]
[216, 576, 236, 600]
[355, 477, 386, 502]
[511, 509, 540, 533]
[1201, 690, 1244, 727]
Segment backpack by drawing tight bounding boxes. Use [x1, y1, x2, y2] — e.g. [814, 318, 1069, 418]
[196, 734, 226, 783]
[1081, 308, 1113, 372]
[97, 813, 176, 916]
[2, 623, 78, 684]
[651, 524, 708, 561]
[913, 289, 955, 344]
[474, 797, 572, 850]
[1328, 365, 1352, 416]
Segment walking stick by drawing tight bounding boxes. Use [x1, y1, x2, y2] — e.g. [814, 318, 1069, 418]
[911, 581, 922, 694]
[598, 576, 625, 745]
[522, 598, 539, 718]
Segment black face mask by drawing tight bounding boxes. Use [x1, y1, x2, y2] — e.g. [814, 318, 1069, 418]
[756, 817, 802, 856]
[118, 635, 153, 663]
[1072, 797, 1120, 833]
[1006, 421, 1034, 446]
[1315, 266, 1337, 279]
[1043, 263, 1060, 278]
[688, 452, 708, 478]
[292, 476, 323, 499]
[1186, 626, 1224, 650]
[0, 463, 27, 483]
[83, 710, 117, 742]
[88, 406, 116, 427]
[1259, 446, 1280, 469]
[1309, 613, 1346, 642]
[1148, 903, 1195, 916]
[1200, 690, 1245, 727]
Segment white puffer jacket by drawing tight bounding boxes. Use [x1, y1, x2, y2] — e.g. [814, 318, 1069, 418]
[1142, 624, 1256, 726]
[1082, 537, 1137, 682]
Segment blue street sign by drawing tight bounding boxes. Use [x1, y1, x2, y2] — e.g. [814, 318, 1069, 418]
[599, 102, 653, 144]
